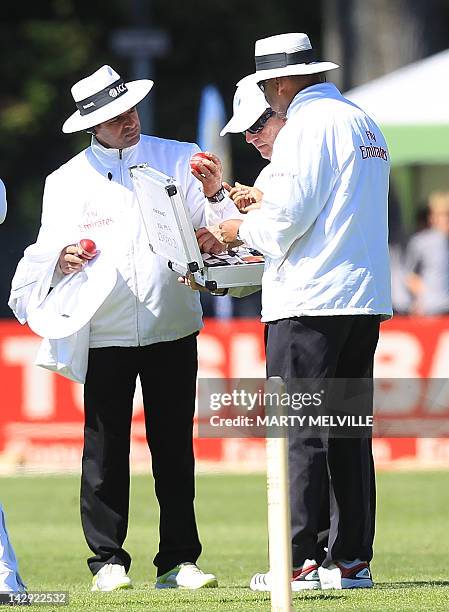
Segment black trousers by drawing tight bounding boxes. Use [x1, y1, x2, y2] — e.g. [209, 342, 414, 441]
[265, 315, 379, 567]
[81, 334, 201, 576]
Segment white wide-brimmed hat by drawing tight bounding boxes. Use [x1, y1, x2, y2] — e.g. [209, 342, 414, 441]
[27, 254, 117, 339]
[240, 33, 339, 85]
[220, 77, 270, 136]
[62, 65, 153, 133]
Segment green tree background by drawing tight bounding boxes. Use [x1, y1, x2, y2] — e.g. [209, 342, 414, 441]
[2, 0, 449, 316]
[0, 0, 320, 315]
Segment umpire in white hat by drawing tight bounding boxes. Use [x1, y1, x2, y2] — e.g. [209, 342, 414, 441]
[11, 64, 232, 592]
[220, 33, 392, 590]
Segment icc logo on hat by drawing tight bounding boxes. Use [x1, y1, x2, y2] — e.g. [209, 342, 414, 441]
[109, 83, 126, 98]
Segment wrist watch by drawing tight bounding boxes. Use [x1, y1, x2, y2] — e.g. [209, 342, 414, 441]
[207, 186, 226, 203]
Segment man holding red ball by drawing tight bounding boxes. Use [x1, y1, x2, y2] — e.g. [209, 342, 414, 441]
[11, 65, 238, 593]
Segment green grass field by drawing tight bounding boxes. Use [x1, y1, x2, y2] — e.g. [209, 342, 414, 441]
[2, 470, 449, 611]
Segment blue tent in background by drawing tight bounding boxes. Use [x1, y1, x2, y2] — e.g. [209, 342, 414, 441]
[197, 85, 232, 184]
[197, 85, 234, 319]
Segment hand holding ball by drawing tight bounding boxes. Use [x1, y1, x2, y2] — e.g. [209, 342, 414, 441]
[190, 151, 223, 198]
[78, 238, 97, 260]
[190, 152, 210, 174]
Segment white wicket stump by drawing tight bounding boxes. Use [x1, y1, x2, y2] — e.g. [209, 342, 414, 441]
[265, 377, 293, 612]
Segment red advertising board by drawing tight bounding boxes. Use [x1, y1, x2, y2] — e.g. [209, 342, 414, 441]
[0, 317, 448, 472]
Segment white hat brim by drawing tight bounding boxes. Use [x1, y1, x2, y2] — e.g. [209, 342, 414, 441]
[237, 61, 340, 86]
[220, 75, 270, 136]
[62, 79, 154, 134]
[27, 255, 117, 339]
[220, 104, 270, 136]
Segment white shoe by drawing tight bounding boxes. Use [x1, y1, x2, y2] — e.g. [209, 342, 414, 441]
[155, 562, 218, 589]
[250, 559, 321, 592]
[91, 564, 132, 592]
[318, 559, 373, 589]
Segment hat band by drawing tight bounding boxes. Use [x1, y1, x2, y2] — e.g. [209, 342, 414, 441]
[76, 78, 128, 116]
[255, 49, 315, 72]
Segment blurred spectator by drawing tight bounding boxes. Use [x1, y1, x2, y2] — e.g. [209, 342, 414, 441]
[405, 191, 449, 315]
[388, 187, 411, 315]
[414, 205, 430, 232]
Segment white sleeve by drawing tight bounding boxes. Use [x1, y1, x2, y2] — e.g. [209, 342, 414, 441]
[184, 183, 244, 229]
[8, 173, 78, 322]
[37, 173, 78, 248]
[205, 195, 245, 226]
[205, 166, 273, 225]
[238, 120, 339, 259]
[0, 179, 7, 224]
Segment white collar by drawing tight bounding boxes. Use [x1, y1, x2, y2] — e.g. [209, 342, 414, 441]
[286, 82, 343, 118]
[90, 136, 141, 165]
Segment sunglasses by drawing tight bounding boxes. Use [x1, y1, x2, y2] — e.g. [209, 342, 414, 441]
[245, 108, 275, 134]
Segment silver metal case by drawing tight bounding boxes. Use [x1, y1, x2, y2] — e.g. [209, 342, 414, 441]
[129, 164, 264, 290]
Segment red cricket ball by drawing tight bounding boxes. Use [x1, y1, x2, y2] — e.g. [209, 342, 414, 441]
[190, 152, 210, 173]
[79, 238, 97, 259]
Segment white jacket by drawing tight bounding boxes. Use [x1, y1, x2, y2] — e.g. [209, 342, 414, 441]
[239, 83, 392, 322]
[11, 135, 237, 348]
